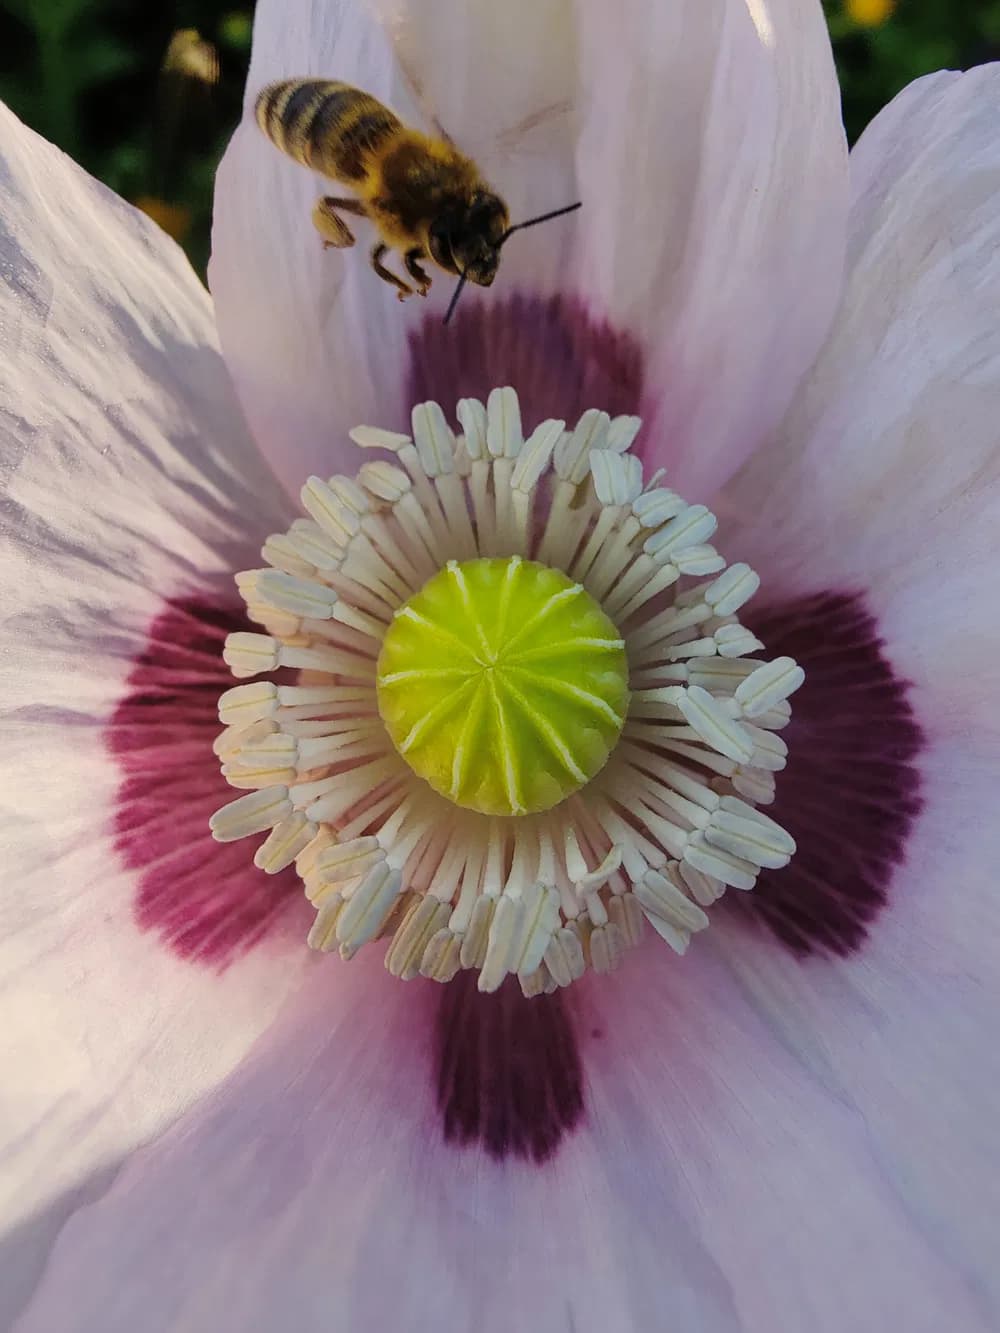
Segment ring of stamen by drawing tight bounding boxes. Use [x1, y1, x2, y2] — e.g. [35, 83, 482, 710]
[210, 388, 803, 995]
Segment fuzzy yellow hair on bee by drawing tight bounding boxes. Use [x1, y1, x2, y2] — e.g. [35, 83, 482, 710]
[255, 78, 581, 320]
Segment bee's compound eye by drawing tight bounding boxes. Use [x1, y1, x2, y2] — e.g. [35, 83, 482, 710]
[428, 218, 459, 272]
[470, 197, 503, 231]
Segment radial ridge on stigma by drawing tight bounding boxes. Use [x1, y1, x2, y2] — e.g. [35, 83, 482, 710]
[209, 387, 804, 995]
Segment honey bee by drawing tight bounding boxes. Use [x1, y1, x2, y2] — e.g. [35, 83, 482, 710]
[255, 79, 580, 320]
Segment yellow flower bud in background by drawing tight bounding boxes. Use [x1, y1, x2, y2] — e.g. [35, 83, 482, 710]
[133, 196, 193, 244]
[845, 0, 896, 27]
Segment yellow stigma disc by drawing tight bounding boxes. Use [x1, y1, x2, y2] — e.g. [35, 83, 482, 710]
[376, 557, 630, 815]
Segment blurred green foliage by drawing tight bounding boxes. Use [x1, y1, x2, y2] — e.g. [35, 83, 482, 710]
[0, 1, 997, 277]
[824, 0, 1000, 142]
[0, 0, 251, 273]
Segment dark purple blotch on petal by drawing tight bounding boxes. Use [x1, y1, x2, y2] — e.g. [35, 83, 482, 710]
[408, 292, 643, 431]
[435, 971, 584, 1163]
[735, 591, 925, 957]
[108, 596, 306, 968]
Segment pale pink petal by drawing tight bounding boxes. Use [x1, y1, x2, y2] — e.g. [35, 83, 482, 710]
[16, 931, 995, 1333]
[722, 68, 1000, 733]
[0, 104, 306, 1312]
[708, 737, 1000, 1323]
[210, 0, 848, 495]
[574, 0, 850, 496]
[699, 70, 1000, 1312]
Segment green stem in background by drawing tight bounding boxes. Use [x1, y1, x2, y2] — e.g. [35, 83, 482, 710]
[30, 0, 91, 158]
[35, 24, 78, 156]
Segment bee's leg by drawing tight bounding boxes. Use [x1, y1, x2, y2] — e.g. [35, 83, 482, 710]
[370, 242, 414, 301]
[322, 196, 367, 215]
[403, 248, 432, 297]
[311, 197, 363, 249]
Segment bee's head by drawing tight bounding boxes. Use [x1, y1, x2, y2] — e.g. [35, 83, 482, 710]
[428, 191, 510, 287]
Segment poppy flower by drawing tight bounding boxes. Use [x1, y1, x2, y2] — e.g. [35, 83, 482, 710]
[3, 2, 998, 1331]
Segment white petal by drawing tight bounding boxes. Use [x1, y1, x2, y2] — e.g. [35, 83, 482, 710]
[723, 68, 1000, 727]
[708, 733, 1000, 1324]
[211, 0, 847, 493]
[0, 102, 305, 1310]
[14, 918, 997, 1332]
[574, 0, 849, 497]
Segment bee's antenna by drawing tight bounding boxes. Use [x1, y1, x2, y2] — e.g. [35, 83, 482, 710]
[500, 200, 582, 245]
[443, 270, 468, 326]
[442, 202, 581, 325]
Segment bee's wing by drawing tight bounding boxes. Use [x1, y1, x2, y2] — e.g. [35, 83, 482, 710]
[490, 100, 576, 164]
[385, 17, 577, 163]
[388, 34, 457, 146]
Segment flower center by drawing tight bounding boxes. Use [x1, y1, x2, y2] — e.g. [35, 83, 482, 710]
[376, 557, 629, 816]
[209, 388, 804, 995]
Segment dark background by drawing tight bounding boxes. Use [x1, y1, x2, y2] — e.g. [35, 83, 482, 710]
[0, 1, 995, 276]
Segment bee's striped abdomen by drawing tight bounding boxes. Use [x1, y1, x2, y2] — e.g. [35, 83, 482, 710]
[254, 79, 402, 184]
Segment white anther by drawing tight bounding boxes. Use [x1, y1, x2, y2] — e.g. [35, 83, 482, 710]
[386, 896, 451, 980]
[479, 882, 561, 993]
[518, 965, 553, 998]
[704, 798, 796, 869]
[642, 912, 691, 956]
[286, 519, 343, 570]
[743, 725, 789, 772]
[666, 636, 717, 661]
[631, 487, 687, 528]
[714, 623, 764, 657]
[644, 504, 718, 558]
[349, 424, 411, 452]
[705, 563, 760, 617]
[606, 892, 645, 947]
[254, 813, 318, 873]
[209, 787, 292, 842]
[218, 681, 279, 727]
[683, 833, 758, 891]
[411, 401, 456, 476]
[590, 449, 643, 506]
[328, 475, 369, 516]
[673, 545, 726, 577]
[677, 861, 726, 907]
[300, 477, 358, 544]
[357, 461, 411, 503]
[262, 533, 316, 578]
[315, 837, 386, 885]
[589, 923, 627, 974]
[544, 926, 587, 987]
[336, 863, 404, 954]
[486, 385, 523, 458]
[456, 398, 488, 459]
[459, 895, 495, 970]
[605, 414, 642, 453]
[731, 768, 776, 804]
[635, 867, 710, 933]
[253, 571, 339, 620]
[223, 632, 280, 679]
[420, 928, 463, 983]
[213, 718, 276, 760]
[511, 418, 563, 490]
[676, 686, 755, 763]
[307, 893, 345, 951]
[554, 408, 610, 483]
[735, 657, 805, 717]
